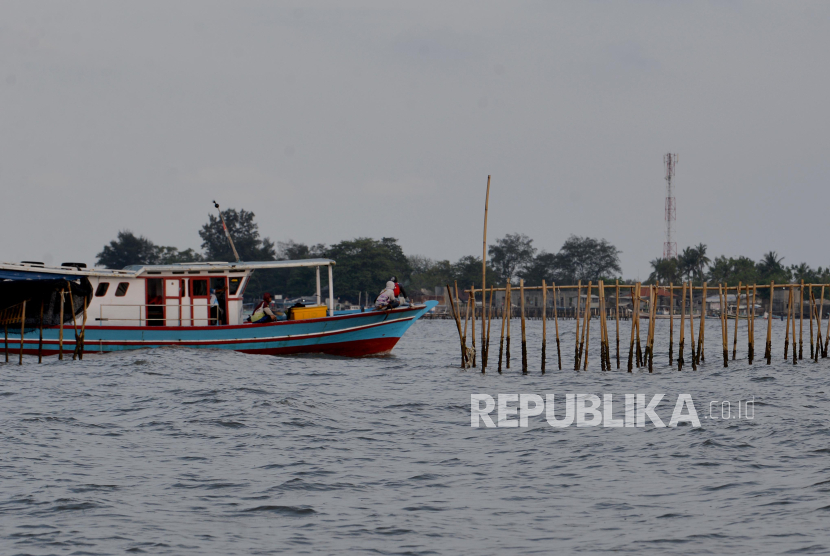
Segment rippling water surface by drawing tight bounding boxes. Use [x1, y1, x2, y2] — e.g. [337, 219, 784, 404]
[2, 318, 830, 555]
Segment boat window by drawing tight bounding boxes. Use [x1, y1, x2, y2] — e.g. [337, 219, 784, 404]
[115, 282, 130, 297]
[228, 277, 243, 295]
[95, 282, 110, 297]
[191, 279, 208, 297]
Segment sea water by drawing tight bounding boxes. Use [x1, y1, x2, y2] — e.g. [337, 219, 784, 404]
[1, 318, 829, 555]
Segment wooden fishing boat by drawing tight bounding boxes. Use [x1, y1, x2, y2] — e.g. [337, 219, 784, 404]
[0, 260, 435, 358]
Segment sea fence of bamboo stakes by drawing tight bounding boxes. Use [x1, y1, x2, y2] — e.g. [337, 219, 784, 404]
[446, 282, 830, 373]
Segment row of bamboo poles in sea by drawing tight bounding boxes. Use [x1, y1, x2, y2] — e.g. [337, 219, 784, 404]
[1, 282, 89, 365]
[445, 279, 830, 373]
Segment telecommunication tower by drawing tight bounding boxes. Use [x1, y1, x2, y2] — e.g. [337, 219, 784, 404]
[663, 153, 678, 259]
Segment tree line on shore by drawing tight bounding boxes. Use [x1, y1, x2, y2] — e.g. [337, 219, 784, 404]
[95, 208, 829, 302]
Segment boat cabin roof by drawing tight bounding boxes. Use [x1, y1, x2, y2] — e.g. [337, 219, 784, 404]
[1, 259, 335, 279]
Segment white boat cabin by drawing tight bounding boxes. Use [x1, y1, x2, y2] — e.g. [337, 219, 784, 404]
[1, 259, 336, 328]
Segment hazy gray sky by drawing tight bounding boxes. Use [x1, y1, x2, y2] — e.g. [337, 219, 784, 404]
[3, 1, 829, 278]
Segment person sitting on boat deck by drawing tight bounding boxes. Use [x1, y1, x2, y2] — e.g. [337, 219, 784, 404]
[374, 281, 400, 311]
[390, 276, 409, 304]
[250, 293, 286, 323]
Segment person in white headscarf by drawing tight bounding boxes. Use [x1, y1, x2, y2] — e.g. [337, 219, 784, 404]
[374, 281, 400, 310]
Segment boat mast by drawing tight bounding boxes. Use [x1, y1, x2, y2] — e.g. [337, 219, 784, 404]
[213, 201, 241, 262]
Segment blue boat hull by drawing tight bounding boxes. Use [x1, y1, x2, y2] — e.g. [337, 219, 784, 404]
[2, 302, 437, 358]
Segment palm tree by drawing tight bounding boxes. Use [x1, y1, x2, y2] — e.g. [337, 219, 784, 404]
[694, 243, 710, 283]
[758, 251, 785, 276]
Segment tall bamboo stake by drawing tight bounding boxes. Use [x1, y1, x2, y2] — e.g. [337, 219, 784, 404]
[809, 286, 815, 359]
[598, 281, 605, 371]
[470, 285, 476, 368]
[719, 284, 728, 367]
[18, 301, 26, 365]
[689, 283, 697, 371]
[733, 281, 741, 360]
[697, 282, 707, 364]
[750, 285, 757, 364]
[574, 280, 582, 369]
[678, 282, 686, 371]
[541, 280, 547, 374]
[66, 282, 80, 361]
[58, 290, 64, 361]
[791, 287, 798, 366]
[601, 281, 609, 371]
[463, 287, 471, 367]
[635, 286, 651, 369]
[799, 280, 804, 360]
[784, 285, 792, 360]
[520, 279, 528, 373]
[647, 284, 656, 372]
[4, 323, 7, 363]
[627, 283, 639, 372]
[814, 291, 823, 362]
[485, 286, 494, 372]
[481, 175, 490, 366]
[816, 286, 830, 361]
[498, 287, 506, 373]
[553, 282, 561, 370]
[765, 282, 775, 364]
[38, 299, 44, 363]
[822, 286, 829, 357]
[582, 282, 592, 371]
[446, 285, 467, 368]
[669, 283, 674, 365]
[615, 280, 620, 369]
[506, 282, 512, 368]
[745, 284, 751, 362]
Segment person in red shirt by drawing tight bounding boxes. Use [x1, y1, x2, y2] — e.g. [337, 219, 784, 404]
[390, 276, 408, 304]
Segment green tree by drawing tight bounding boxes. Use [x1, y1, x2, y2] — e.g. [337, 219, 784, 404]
[323, 237, 412, 303]
[757, 251, 791, 284]
[199, 208, 276, 261]
[647, 257, 679, 284]
[552, 235, 622, 284]
[408, 256, 454, 294]
[520, 252, 559, 285]
[488, 233, 536, 285]
[96, 231, 203, 269]
[451, 256, 498, 290]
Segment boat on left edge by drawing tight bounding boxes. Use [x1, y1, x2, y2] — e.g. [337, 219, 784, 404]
[0, 259, 437, 358]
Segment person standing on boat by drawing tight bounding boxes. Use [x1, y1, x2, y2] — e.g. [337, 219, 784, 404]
[390, 276, 409, 304]
[209, 289, 224, 325]
[375, 281, 400, 310]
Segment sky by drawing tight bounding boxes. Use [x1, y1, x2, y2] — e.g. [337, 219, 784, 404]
[2, 1, 829, 279]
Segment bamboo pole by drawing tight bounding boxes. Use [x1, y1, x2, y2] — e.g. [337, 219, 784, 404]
[601, 281, 609, 371]
[697, 282, 707, 364]
[784, 285, 792, 360]
[506, 282, 512, 368]
[66, 282, 80, 361]
[823, 285, 829, 357]
[816, 286, 830, 361]
[574, 280, 582, 369]
[814, 291, 822, 362]
[481, 175, 490, 367]
[647, 284, 656, 372]
[446, 285, 467, 368]
[689, 282, 697, 371]
[4, 323, 7, 363]
[669, 283, 674, 366]
[38, 299, 44, 363]
[582, 282, 592, 371]
[719, 284, 728, 367]
[520, 279, 527, 373]
[541, 279, 547, 374]
[791, 286, 798, 366]
[679, 282, 686, 371]
[498, 286, 506, 373]
[809, 286, 815, 359]
[745, 284, 751, 363]
[635, 286, 651, 369]
[627, 283, 639, 372]
[598, 281, 605, 371]
[799, 280, 804, 360]
[58, 290, 64, 361]
[615, 280, 620, 369]
[18, 301, 26, 365]
[470, 284, 476, 368]
[553, 282, 561, 370]
[749, 285, 756, 364]
[765, 282, 774, 364]
[733, 281, 741, 360]
[485, 286, 494, 372]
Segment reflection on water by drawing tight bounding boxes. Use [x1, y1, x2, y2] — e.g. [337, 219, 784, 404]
[1, 319, 828, 555]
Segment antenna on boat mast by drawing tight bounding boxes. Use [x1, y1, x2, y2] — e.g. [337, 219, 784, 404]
[213, 201, 241, 262]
